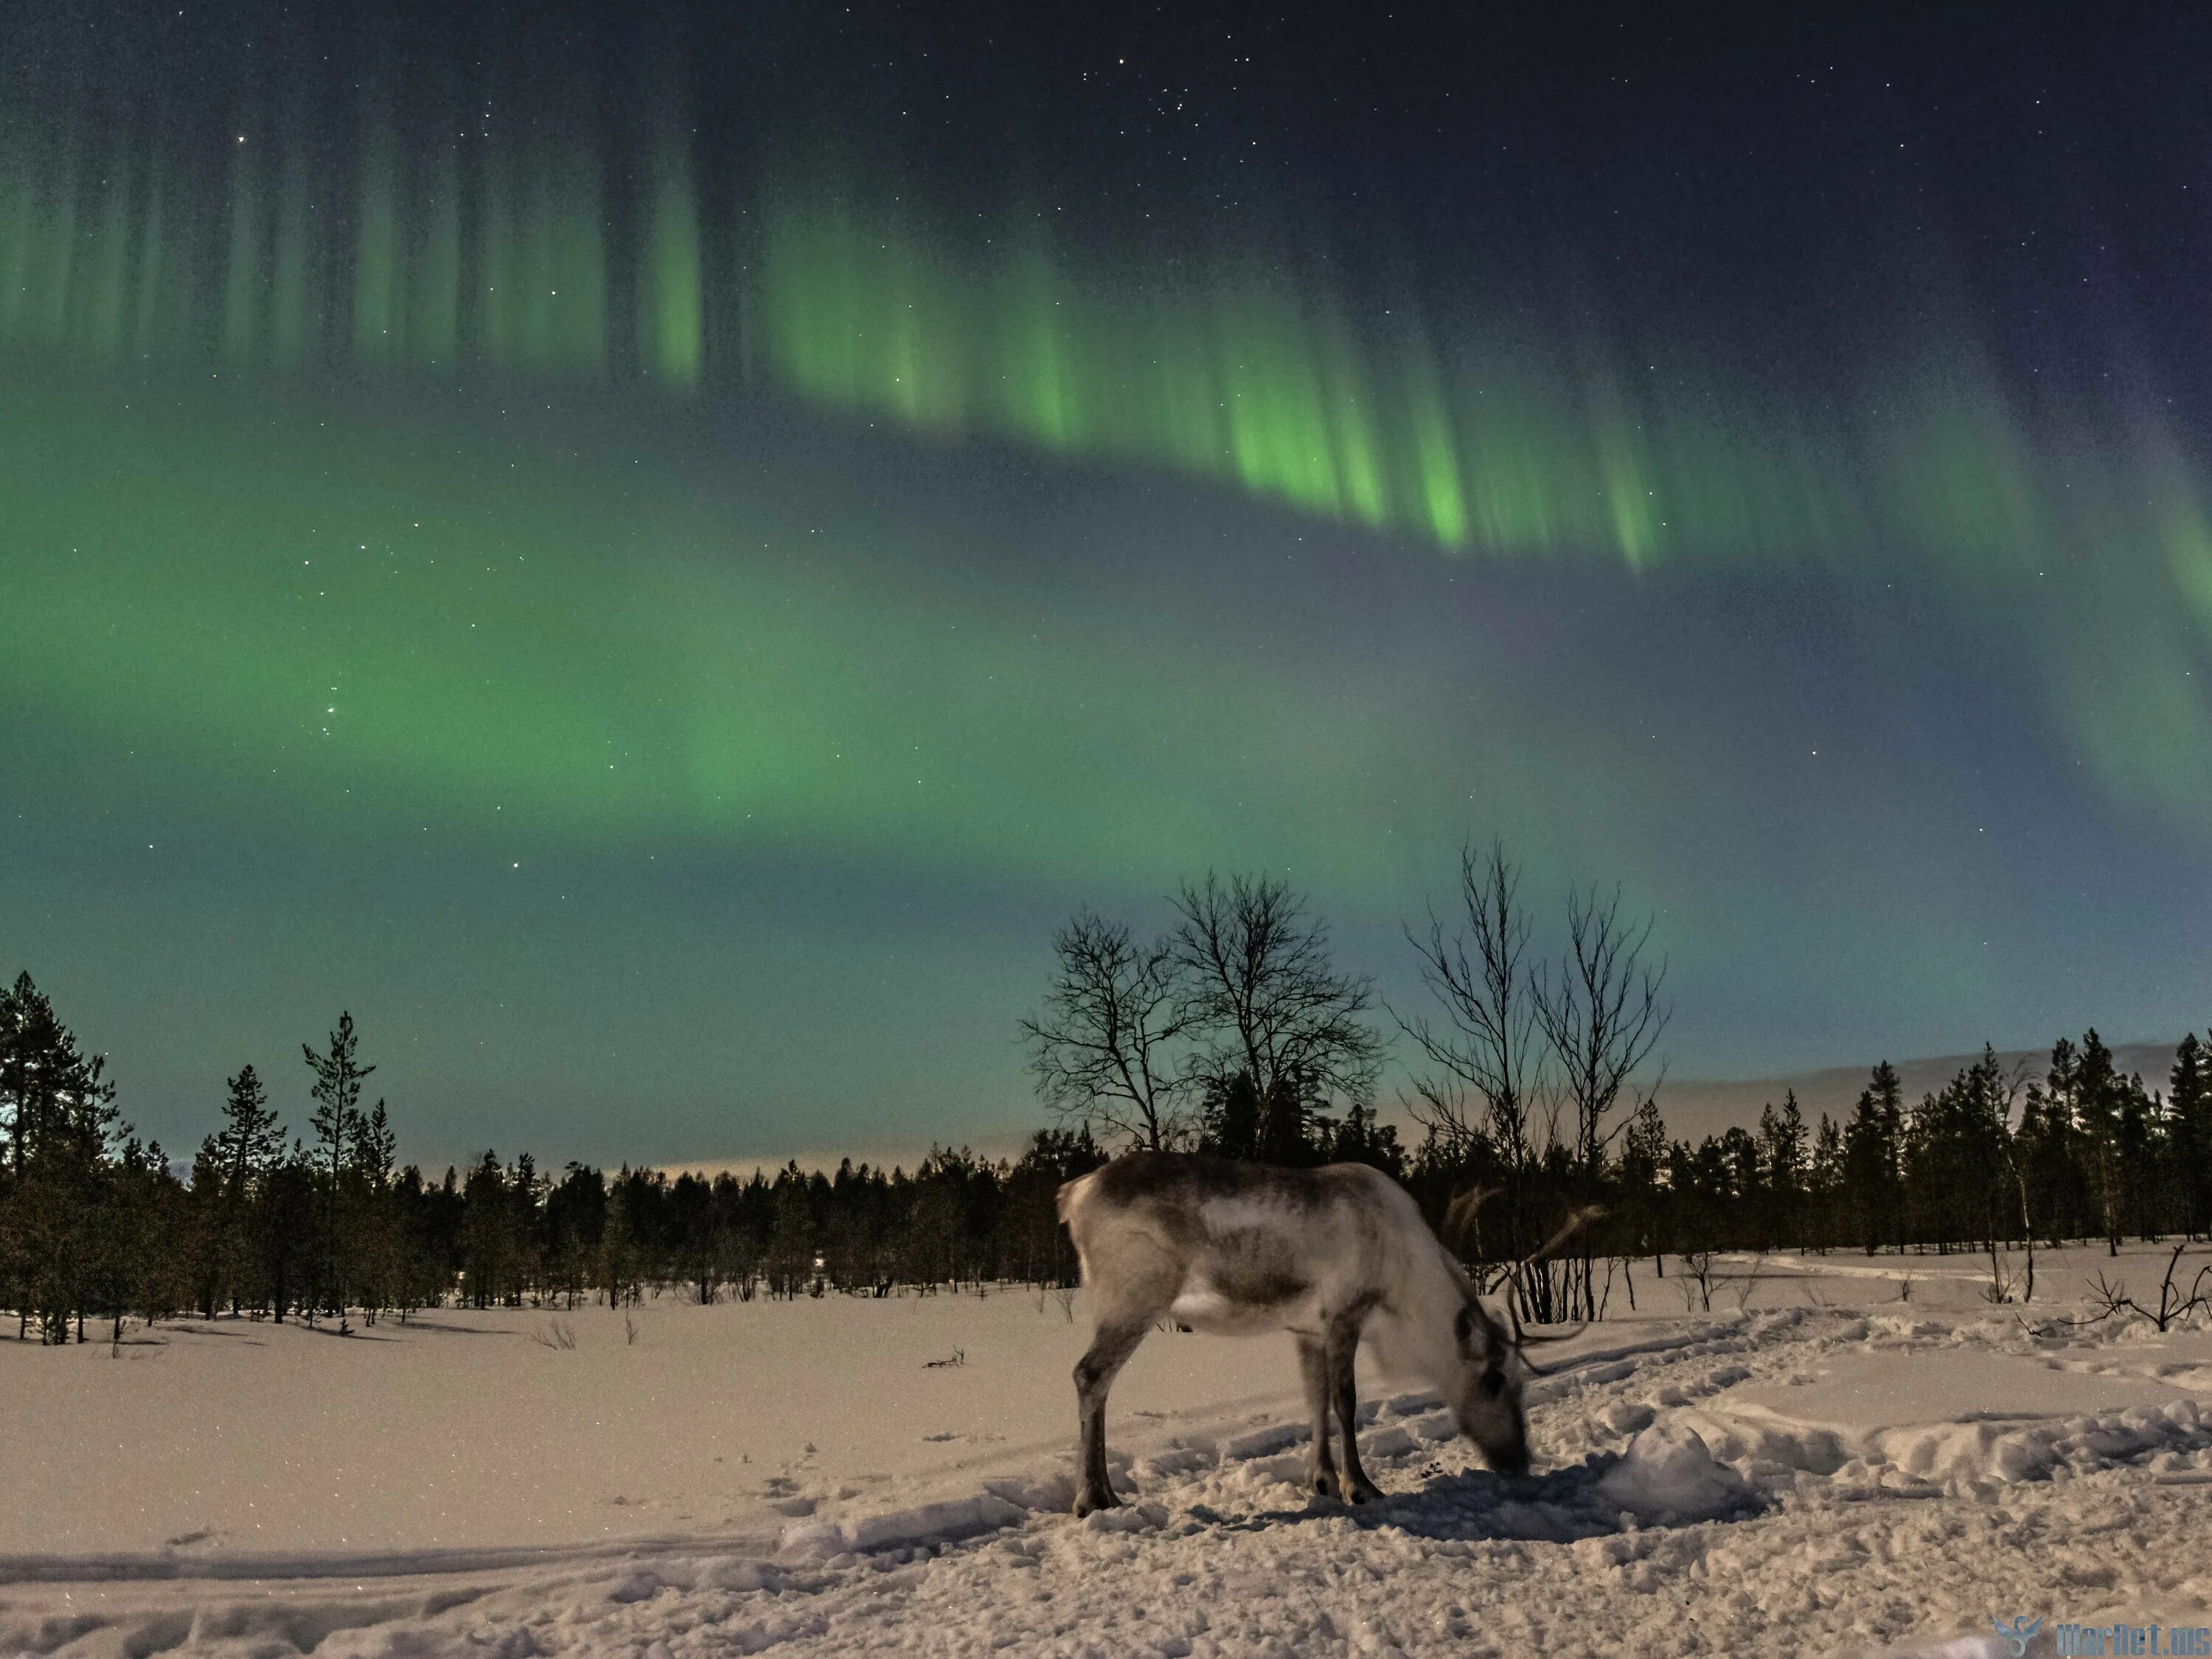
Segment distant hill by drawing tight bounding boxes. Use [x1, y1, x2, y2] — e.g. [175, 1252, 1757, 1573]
[1654, 1040, 2187, 1144]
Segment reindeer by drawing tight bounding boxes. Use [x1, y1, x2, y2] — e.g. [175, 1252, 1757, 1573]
[1057, 1152, 1583, 1516]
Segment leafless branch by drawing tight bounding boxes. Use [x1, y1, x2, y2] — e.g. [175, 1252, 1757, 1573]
[2081, 1246, 2212, 1333]
[1390, 841, 1545, 1167]
[1021, 908, 1194, 1152]
[1531, 882, 1670, 1179]
[1172, 872, 1382, 1108]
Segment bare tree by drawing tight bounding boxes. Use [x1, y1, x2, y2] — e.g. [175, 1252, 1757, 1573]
[1172, 873, 1383, 1124]
[1531, 883, 1669, 1318]
[1393, 841, 1546, 1173]
[2073, 1245, 2211, 1334]
[1993, 1053, 2038, 1304]
[1022, 909, 1192, 1152]
[1534, 884, 1669, 1174]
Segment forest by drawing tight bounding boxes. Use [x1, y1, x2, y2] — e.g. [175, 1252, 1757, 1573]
[4, 852, 2209, 1343]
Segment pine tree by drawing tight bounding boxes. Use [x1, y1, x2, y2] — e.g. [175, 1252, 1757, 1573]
[2016, 1070, 2079, 1248]
[2172, 1034, 2212, 1238]
[2115, 1071, 2157, 1243]
[303, 1012, 374, 1324]
[2072, 1030, 2126, 1254]
[1719, 1125, 1764, 1233]
[767, 1166, 813, 1298]
[600, 1172, 645, 1304]
[1617, 1096, 1669, 1270]
[91, 1133, 181, 1343]
[1902, 1048, 2011, 1253]
[259, 1147, 320, 1323]
[1809, 1113, 1846, 1252]
[545, 1162, 608, 1307]
[349, 1099, 400, 1319]
[1757, 1092, 1806, 1248]
[352, 1099, 396, 1186]
[0, 974, 124, 1340]
[459, 1151, 515, 1308]
[1842, 1065, 1905, 1256]
[1324, 1101, 1405, 1177]
[1197, 1071, 1264, 1161]
[193, 1065, 286, 1316]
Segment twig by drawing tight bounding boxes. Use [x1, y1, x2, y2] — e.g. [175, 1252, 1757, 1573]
[1731, 1253, 1768, 1313]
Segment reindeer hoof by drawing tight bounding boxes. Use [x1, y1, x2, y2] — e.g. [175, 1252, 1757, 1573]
[1074, 1488, 1121, 1518]
[1346, 1477, 1384, 1505]
[1309, 1467, 1343, 1500]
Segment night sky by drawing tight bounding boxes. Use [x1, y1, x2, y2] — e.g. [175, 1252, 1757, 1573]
[4, 2, 2209, 1168]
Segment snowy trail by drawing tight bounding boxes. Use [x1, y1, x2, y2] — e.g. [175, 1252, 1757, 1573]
[9, 1287, 2212, 1659]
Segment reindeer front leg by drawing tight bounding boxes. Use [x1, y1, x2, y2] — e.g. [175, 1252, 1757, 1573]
[1327, 1310, 1383, 1504]
[1073, 1320, 1147, 1517]
[1296, 1335, 1342, 1500]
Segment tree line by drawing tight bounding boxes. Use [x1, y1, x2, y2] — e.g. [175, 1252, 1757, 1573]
[5, 844, 2209, 1340]
[0, 974, 1107, 1342]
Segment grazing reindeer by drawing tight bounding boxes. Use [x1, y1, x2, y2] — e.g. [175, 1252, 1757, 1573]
[1058, 1152, 1573, 1516]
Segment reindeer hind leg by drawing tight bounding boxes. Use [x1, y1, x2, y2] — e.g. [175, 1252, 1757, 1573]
[1329, 1314, 1383, 1504]
[1296, 1334, 1342, 1500]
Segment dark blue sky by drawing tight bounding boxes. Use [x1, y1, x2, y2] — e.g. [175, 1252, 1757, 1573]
[1, 1, 2208, 1168]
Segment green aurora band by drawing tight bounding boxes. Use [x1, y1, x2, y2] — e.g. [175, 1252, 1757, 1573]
[4, 88, 2211, 585]
[4, 61, 2212, 874]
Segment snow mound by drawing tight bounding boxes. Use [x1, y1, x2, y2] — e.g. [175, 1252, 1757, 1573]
[1133, 1442, 1217, 1481]
[775, 1493, 1023, 1562]
[1688, 1348, 2212, 1488]
[1589, 1425, 1758, 1526]
[1080, 1500, 1169, 1534]
[1220, 1422, 1310, 1461]
[981, 1472, 1077, 1513]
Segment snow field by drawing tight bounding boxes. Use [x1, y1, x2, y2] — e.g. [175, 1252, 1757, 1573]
[4, 1242, 2211, 1657]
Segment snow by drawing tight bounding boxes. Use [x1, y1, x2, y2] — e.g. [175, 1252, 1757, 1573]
[0, 1290, 1293, 1562]
[4, 1243, 2211, 1656]
[1683, 1346, 2209, 1487]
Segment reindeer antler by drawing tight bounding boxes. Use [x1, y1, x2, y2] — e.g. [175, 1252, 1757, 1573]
[1440, 1186, 1497, 1259]
[1506, 1204, 1608, 1349]
[1526, 1203, 1605, 1267]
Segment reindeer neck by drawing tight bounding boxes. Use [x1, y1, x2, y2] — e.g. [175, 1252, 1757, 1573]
[1374, 1231, 1475, 1389]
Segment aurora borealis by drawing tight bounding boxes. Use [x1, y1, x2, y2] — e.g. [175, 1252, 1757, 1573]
[4, 3, 2211, 1165]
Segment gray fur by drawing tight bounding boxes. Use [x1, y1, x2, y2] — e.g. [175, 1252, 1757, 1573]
[1057, 1152, 1531, 1515]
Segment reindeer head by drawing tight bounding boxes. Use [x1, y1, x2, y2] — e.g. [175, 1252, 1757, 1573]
[1448, 1294, 1530, 1475]
[1436, 1189, 1604, 1478]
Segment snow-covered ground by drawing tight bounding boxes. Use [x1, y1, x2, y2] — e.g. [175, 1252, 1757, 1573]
[4, 1243, 2211, 1658]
